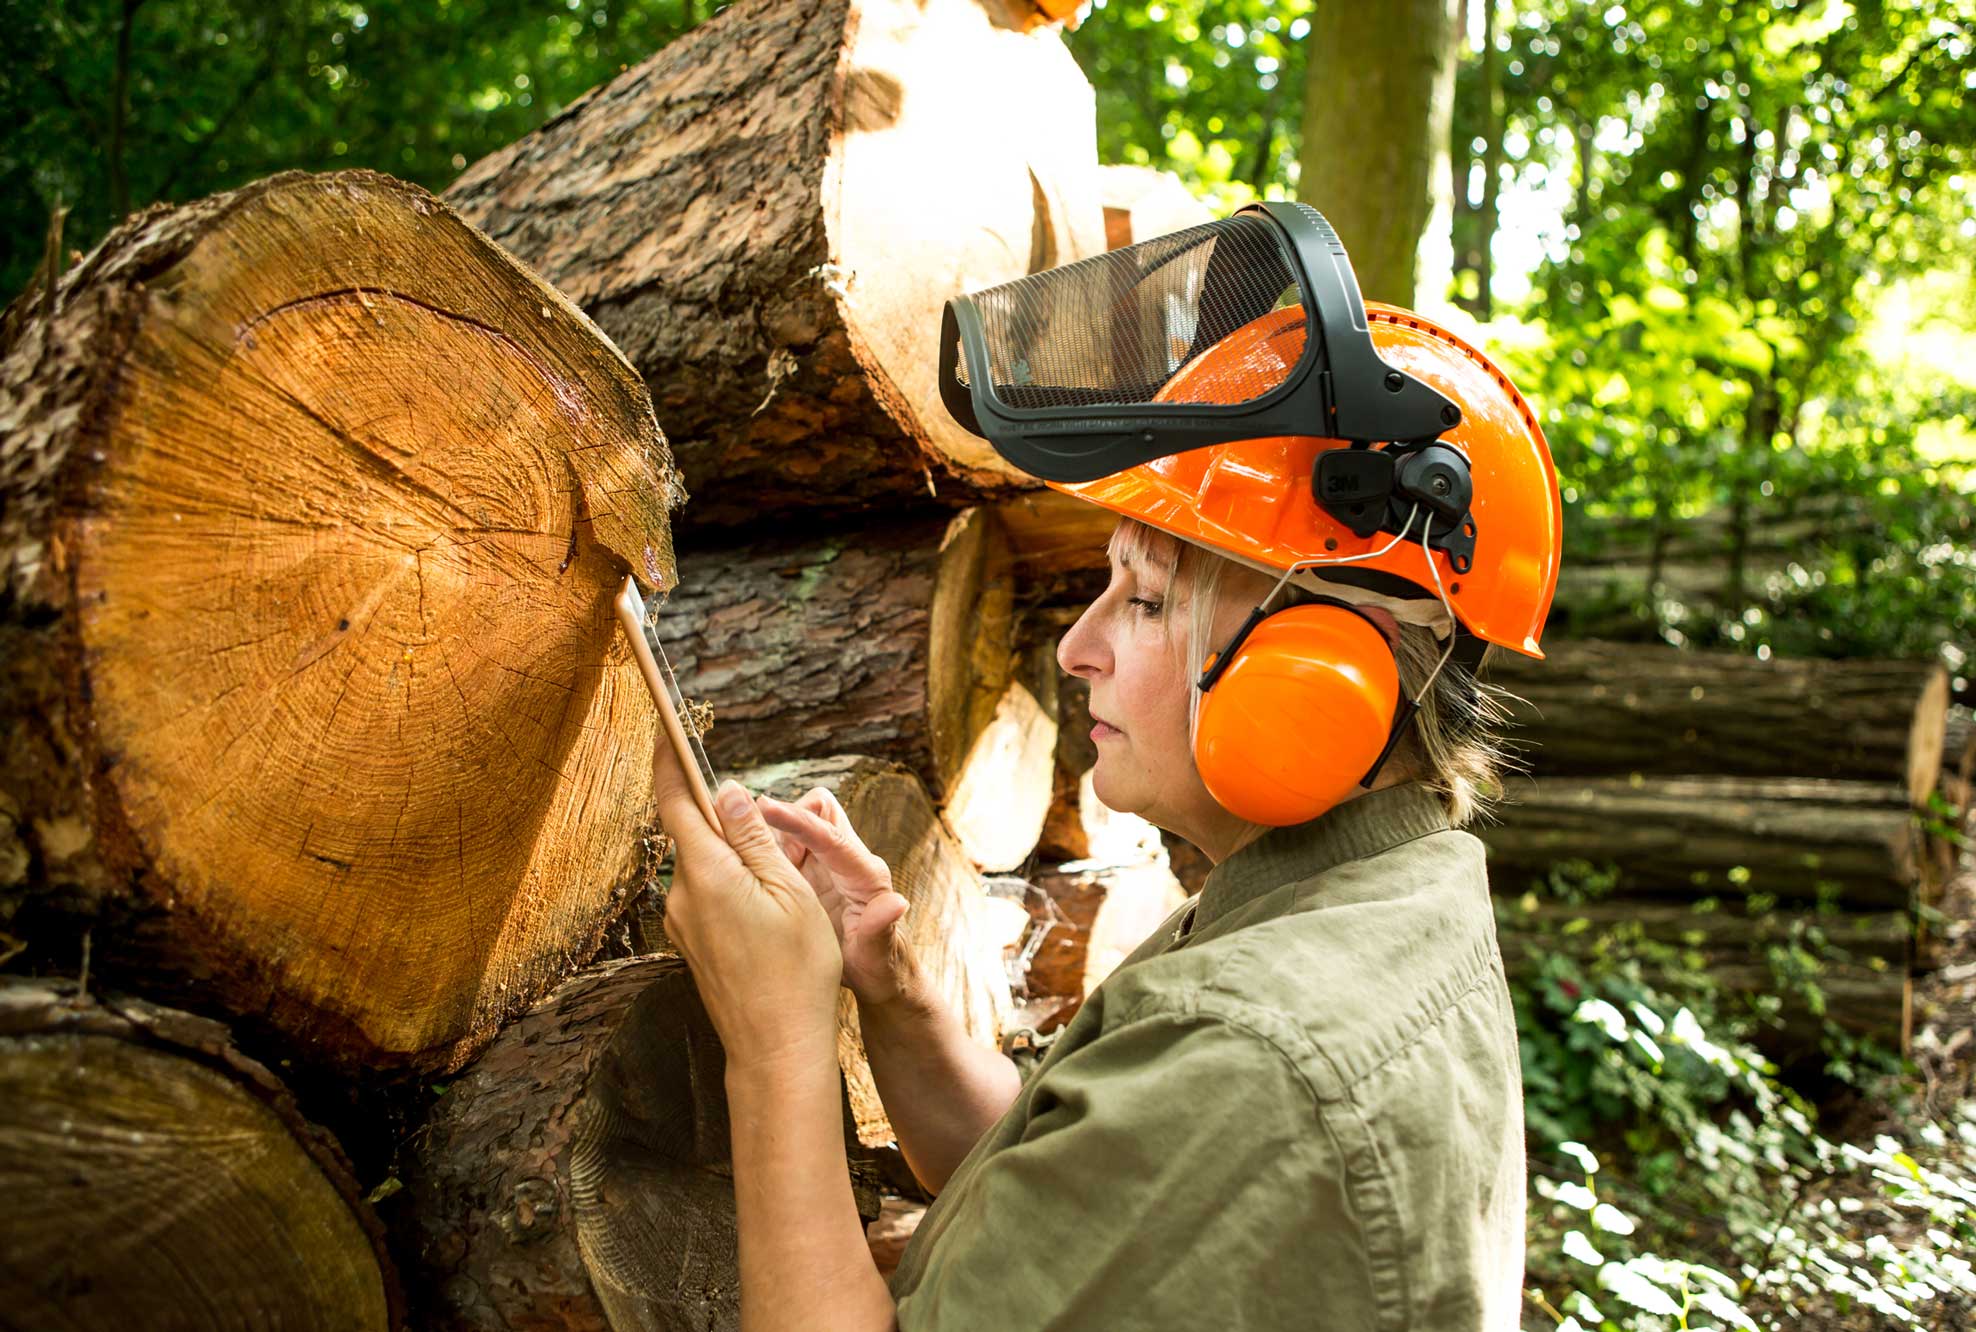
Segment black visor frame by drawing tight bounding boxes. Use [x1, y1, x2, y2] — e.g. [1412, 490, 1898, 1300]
[938, 202, 1461, 484]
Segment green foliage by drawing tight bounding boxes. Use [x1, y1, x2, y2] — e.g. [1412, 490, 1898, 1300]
[1063, 0, 1312, 210]
[0, 0, 721, 298]
[1462, 0, 1976, 669]
[1506, 877, 1976, 1328]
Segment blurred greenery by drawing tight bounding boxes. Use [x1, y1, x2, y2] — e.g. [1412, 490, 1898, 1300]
[2, 0, 1971, 688]
[0, 0, 720, 298]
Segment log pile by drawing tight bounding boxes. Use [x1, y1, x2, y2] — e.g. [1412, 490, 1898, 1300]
[1480, 642, 1968, 1058]
[1, 0, 1968, 1319]
[0, 0, 1101, 1321]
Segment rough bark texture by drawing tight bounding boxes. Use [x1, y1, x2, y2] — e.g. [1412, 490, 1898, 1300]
[1488, 641, 1951, 802]
[1479, 776, 1929, 909]
[404, 955, 882, 1332]
[662, 509, 1054, 869]
[0, 169, 679, 1074]
[444, 0, 1105, 533]
[0, 978, 402, 1328]
[1298, 0, 1463, 304]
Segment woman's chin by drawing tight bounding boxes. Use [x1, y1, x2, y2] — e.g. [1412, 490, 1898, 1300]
[1087, 765, 1145, 821]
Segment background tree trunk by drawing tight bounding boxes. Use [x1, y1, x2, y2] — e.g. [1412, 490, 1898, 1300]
[1298, 0, 1464, 304]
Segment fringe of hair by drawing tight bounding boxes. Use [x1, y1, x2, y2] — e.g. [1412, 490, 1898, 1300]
[1108, 518, 1525, 831]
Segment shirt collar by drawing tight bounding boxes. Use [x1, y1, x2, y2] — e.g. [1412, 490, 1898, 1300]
[1184, 782, 1453, 937]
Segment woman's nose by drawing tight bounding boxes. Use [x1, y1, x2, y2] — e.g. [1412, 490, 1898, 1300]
[1057, 605, 1108, 680]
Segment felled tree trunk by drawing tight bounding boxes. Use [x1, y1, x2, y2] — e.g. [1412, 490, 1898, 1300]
[1494, 899, 1913, 1056]
[445, 0, 1105, 532]
[1488, 642, 1951, 801]
[663, 509, 1057, 869]
[0, 169, 679, 1074]
[1478, 776, 1930, 909]
[1098, 164, 1215, 249]
[405, 956, 878, 1332]
[0, 978, 401, 1328]
[1016, 860, 1187, 1029]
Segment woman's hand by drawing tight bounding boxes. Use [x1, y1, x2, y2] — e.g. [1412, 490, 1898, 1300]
[651, 756, 843, 1076]
[756, 788, 913, 1008]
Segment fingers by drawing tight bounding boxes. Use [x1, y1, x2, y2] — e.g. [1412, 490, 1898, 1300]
[651, 737, 733, 872]
[759, 796, 883, 890]
[712, 780, 802, 882]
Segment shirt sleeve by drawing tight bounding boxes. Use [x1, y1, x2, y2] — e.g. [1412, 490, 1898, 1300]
[894, 1004, 1384, 1331]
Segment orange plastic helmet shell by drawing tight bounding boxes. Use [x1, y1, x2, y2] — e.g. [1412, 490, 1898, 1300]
[1050, 302, 1562, 658]
[1194, 605, 1401, 825]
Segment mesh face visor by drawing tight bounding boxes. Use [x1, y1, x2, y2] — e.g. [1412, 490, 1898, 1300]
[939, 202, 1461, 483]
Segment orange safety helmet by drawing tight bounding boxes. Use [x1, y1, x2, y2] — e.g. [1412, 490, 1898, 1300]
[939, 203, 1562, 825]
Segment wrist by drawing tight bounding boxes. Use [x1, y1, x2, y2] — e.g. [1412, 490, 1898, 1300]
[724, 1034, 841, 1094]
[854, 956, 936, 1025]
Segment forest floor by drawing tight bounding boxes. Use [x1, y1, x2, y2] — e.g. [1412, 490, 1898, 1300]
[1767, 813, 1976, 1331]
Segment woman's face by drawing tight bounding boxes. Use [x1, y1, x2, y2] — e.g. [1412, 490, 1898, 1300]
[1055, 526, 1270, 850]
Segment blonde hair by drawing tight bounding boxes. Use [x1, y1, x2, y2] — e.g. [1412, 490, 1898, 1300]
[1107, 518, 1521, 830]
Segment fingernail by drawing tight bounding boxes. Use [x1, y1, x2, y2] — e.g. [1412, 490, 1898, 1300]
[717, 782, 751, 818]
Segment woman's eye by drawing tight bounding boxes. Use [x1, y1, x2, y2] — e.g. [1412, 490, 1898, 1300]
[1126, 596, 1164, 618]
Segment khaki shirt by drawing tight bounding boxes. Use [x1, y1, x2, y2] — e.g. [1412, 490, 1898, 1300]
[889, 781, 1527, 1330]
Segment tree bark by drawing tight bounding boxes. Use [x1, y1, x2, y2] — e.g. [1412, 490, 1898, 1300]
[0, 977, 401, 1328]
[661, 509, 1057, 869]
[0, 169, 680, 1074]
[1298, 0, 1463, 304]
[1478, 776, 1930, 910]
[1486, 642, 1951, 803]
[403, 955, 880, 1332]
[444, 0, 1106, 533]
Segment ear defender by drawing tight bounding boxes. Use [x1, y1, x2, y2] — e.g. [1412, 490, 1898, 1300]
[1192, 600, 1403, 827]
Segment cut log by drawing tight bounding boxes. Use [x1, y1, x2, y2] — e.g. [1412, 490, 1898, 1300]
[1493, 899, 1912, 1056]
[1479, 776, 1928, 909]
[405, 954, 878, 1332]
[445, 0, 1105, 531]
[0, 169, 679, 1073]
[866, 1197, 929, 1280]
[663, 508, 1056, 869]
[1037, 672, 1100, 861]
[0, 978, 400, 1327]
[1098, 164, 1216, 249]
[1488, 642, 1951, 803]
[1017, 859, 1187, 1027]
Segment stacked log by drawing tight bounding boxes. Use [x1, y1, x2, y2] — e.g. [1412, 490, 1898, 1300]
[403, 954, 891, 1331]
[0, 169, 680, 1079]
[443, 0, 1104, 535]
[0, 978, 402, 1326]
[0, 0, 1113, 1320]
[1479, 641, 1963, 1056]
[443, 0, 1102, 875]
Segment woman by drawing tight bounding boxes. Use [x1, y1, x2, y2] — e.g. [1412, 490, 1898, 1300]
[652, 210, 1561, 1329]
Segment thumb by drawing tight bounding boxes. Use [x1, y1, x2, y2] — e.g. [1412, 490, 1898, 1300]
[861, 891, 910, 937]
[713, 780, 793, 877]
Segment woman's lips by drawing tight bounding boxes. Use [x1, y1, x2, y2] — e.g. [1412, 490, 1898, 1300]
[1091, 715, 1122, 740]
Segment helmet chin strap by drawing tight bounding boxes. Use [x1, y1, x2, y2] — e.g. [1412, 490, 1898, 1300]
[1197, 502, 1463, 793]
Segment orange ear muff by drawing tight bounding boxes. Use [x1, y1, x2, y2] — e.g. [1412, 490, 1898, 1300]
[1193, 603, 1401, 827]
